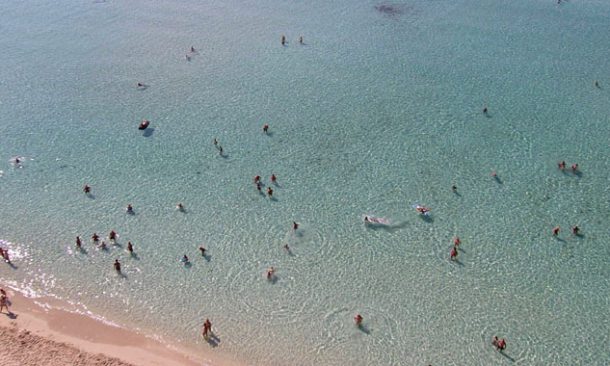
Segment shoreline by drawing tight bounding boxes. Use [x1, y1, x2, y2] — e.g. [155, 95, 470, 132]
[0, 288, 242, 366]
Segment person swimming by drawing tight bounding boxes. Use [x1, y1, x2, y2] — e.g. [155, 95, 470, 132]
[126, 204, 134, 214]
[492, 336, 506, 351]
[415, 205, 430, 215]
[450, 246, 458, 261]
[92, 233, 99, 242]
[114, 259, 121, 272]
[299, 36, 304, 44]
[552, 226, 560, 236]
[177, 203, 185, 212]
[267, 187, 273, 197]
[453, 237, 461, 246]
[271, 174, 277, 183]
[293, 221, 299, 230]
[354, 314, 363, 326]
[199, 246, 206, 256]
[267, 266, 275, 280]
[83, 184, 91, 194]
[109, 230, 117, 241]
[281, 35, 286, 45]
[571, 226, 580, 235]
[76, 236, 82, 249]
[127, 241, 134, 254]
[263, 124, 269, 134]
[558, 161, 566, 170]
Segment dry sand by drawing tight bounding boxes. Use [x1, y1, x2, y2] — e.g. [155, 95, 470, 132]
[0, 289, 242, 366]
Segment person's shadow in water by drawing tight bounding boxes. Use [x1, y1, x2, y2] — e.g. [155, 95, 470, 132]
[499, 350, 515, 362]
[205, 333, 220, 347]
[357, 324, 371, 335]
[143, 128, 155, 138]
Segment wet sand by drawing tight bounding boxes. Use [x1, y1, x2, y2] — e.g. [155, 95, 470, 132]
[0, 289, 240, 366]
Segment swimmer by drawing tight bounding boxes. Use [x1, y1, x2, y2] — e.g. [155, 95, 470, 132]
[126, 204, 134, 214]
[271, 174, 277, 183]
[213, 138, 218, 146]
[109, 230, 117, 241]
[190, 46, 196, 53]
[181, 254, 190, 264]
[483, 106, 488, 114]
[281, 35, 286, 45]
[266, 266, 275, 280]
[283, 244, 290, 252]
[491, 171, 497, 177]
[451, 184, 457, 193]
[254, 175, 261, 183]
[299, 36, 304, 44]
[595, 80, 600, 88]
[127, 241, 134, 254]
[263, 124, 269, 134]
[364, 216, 370, 223]
[99, 241, 107, 250]
[498, 338, 506, 350]
[256, 182, 262, 191]
[114, 259, 121, 272]
[558, 161, 566, 170]
[450, 246, 458, 261]
[199, 246, 206, 256]
[76, 236, 82, 249]
[293, 221, 299, 230]
[185, 54, 191, 61]
[354, 314, 363, 326]
[267, 187, 273, 197]
[571, 226, 580, 236]
[177, 203, 185, 212]
[2, 249, 10, 263]
[92, 233, 99, 242]
[137, 82, 146, 88]
[453, 237, 461, 246]
[83, 184, 91, 194]
[218, 146, 223, 155]
[416, 205, 430, 215]
[552, 226, 560, 236]
[571, 163, 578, 172]
[492, 336, 506, 351]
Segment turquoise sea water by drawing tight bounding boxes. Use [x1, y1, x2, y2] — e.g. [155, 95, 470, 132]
[1, 0, 609, 364]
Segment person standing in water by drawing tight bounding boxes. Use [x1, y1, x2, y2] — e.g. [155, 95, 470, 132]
[114, 259, 121, 273]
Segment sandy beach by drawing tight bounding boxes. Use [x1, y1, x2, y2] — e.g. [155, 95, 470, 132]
[0, 289, 240, 366]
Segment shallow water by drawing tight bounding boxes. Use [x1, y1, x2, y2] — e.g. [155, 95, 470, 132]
[1, 0, 609, 365]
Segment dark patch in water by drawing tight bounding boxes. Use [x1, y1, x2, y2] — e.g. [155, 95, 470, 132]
[375, 3, 404, 17]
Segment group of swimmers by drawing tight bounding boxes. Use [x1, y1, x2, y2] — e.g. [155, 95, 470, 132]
[213, 138, 224, 156]
[557, 160, 579, 174]
[254, 174, 277, 197]
[450, 237, 460, 261]
[185, 46, 197, 61]
[281, 35, 304, 46]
